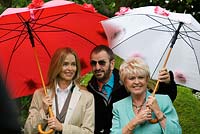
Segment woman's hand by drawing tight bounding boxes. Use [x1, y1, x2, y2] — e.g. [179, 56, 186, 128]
[42, 95, 52, 114]
[134, 108, 152, 125]
[146, 96, 166, 128]
[146, 95, 160, 113]
[48, 116, 63, 131]
[146, 95, 166, 120]
[123, 108, 152, 134]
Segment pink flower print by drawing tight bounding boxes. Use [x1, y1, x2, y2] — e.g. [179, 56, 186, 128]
[154, 6, 169, 16]
[83, 3, 97, 12]
[175, 70, 187, 84]
[115, 7, 131, 16]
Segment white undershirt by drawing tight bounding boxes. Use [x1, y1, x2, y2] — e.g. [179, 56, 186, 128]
[55, 82, 72, 113]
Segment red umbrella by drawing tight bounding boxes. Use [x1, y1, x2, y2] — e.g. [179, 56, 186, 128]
[0, 0, 108, 98]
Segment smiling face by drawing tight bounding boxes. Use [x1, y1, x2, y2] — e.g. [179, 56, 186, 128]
[47, 47, 81, 90]
[58, 53, 77, 83]
[90, 50, 115, 83]
[124, 71, 148, 96]
[119, 57, 150, 96]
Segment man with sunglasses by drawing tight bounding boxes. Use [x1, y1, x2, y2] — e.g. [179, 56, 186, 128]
[87, 45, 177, 134]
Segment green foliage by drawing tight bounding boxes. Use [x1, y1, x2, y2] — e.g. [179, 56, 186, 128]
[114, 54, 123, 69]
[80, 72, 93, 86]
[15, 95, 32, 128]
[13, 0, 31, 8]
[173, 86, 200, 134]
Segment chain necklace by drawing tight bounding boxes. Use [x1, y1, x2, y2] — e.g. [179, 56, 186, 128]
[132, 97, 146, 113]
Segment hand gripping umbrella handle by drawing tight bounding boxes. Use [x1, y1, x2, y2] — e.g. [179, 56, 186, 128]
[38, 107, 54, 134]
[149, 47, 173, 124]
[148, 80, 159, 124]
[149, 23, 182, 124]
[33, 48, 54, 134]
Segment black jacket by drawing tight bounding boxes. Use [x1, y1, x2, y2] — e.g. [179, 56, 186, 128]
[87, 68, 177, 134]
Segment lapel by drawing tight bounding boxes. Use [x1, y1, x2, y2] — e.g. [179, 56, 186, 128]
[46, 86, 82, 123]
[64, 85, 81, 124]
[125, 96, 134, 121]
[46, 89, 56, 116]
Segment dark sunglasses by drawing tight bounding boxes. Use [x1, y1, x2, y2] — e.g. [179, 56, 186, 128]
[90, 60, 107, 66]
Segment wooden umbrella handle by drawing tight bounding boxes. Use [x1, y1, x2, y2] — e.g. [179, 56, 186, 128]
[148, 80, 159, 124]
[33, 48, 54, 133]
[38, 107, 54, 134]
[38, 124, 54, 134]
[38, 106, 54, 134]
[148, 47, 173, 124]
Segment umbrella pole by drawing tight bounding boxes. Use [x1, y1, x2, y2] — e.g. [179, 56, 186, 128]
[148, 47, 173, 124]
[149, 22, 183, 124]
[151, 47, 173, 96]
[25, 21, 54, 133]
[33, 47, 54, 134]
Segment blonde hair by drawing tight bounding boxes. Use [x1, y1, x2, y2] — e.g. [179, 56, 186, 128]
[119, 57, 150, 84]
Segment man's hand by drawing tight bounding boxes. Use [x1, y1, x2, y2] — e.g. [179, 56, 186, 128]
[158, 68, 170, 84]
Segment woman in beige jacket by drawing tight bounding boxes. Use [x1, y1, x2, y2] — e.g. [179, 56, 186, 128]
[24, 47, 94, 134]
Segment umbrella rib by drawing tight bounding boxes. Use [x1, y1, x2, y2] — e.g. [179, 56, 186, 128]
[31, 12, 71, 31]
[33, 11, 100, 46]
[31, 11, 84, 31]
[0, 22, 27, 43]
[179, 25, 200, 42]
[34, 23, 97, 46]
[1, 9, 105, 50]
[112, 17, 178, 50]
[26, 11, 98, 47]
[147, 14, 176, 31]
[0, 32, 25, 44]
[17, 12, 52, 58]
[5, 28, 29, 82]
[113, 22, 176, 50]
[150, 41, 171, 79]
[0, 22, 26, 31]
[180, 25, 200, 75]
[150, 16, 200, 78]
[30, 28, 51, 58]
[32, 22, 97, 48]
[151, 21, 181, 77]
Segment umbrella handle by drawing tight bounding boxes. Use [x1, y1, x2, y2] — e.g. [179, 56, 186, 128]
[38, 106, 54, 134]
[38, 125, 54, 134]
[148, 118, 159, 124]
[148, 79, 160, 124]
[148, 46, 173, 124]
[33, 48, 55, 133]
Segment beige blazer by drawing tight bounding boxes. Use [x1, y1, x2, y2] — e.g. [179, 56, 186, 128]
[24, 85, 94, 134]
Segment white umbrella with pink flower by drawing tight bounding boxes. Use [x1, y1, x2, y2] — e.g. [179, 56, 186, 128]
[101, 6, 200, 92]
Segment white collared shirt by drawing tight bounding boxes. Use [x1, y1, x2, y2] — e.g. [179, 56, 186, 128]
[55, 82, 72, 113]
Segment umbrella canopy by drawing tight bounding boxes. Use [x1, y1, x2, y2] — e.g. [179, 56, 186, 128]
[0, 0, 108, 98]
[101, 6, 200, 91]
